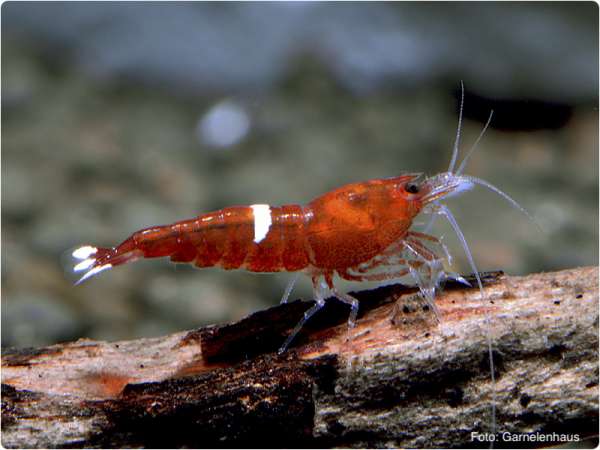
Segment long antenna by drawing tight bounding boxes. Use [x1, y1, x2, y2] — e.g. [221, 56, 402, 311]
[460, 175, 541, 229]
[424, 82, 465, 235]
[456, 110, 494, 176]
[447, 81, 465, 173]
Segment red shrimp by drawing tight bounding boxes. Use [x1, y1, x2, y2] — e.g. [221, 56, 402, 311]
[73, 176, 438, 328]
[73, 140, 529, 340]
[73, 92, 532, 353]
[73, 85, 534, 436]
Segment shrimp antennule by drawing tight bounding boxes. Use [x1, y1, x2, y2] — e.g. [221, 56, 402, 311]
[455, 110, 494, 176]
[447, 80, 465, 173]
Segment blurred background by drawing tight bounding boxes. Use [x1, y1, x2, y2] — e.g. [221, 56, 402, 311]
[2, 2, 598, 348]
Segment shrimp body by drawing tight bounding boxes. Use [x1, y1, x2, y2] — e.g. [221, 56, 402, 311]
[72, 87, 536, 444]
[73, 87, 532, 376]
[74, 174, 424, 282]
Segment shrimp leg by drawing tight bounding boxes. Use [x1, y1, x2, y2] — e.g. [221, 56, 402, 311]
[407, 230, 454, 266]
[402, 240, 446, 318]
[406, 232, 470, 286]
[332, 289, 360, 329]
[279, 273, 300, 304]
[278, 275, 329, 354]
[352, 241, 409, 274]
[338, 266, 411, 282]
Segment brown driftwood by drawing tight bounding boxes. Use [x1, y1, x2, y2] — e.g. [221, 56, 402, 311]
[2, 267, 598, 448]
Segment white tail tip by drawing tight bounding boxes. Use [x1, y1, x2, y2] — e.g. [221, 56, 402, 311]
[75, 264, 112, 285]
[72, 246, 97, 260]
[74, 258, 95, 272]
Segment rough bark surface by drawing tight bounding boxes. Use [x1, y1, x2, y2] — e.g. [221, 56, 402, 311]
[2, 267, 598, 448]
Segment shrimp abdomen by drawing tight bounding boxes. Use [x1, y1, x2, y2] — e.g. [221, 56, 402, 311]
[75, 204, 312, 281]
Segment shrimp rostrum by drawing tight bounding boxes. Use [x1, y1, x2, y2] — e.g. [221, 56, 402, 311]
[73, 98, 532, 354]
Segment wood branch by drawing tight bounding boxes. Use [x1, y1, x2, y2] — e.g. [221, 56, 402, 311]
[2, 267, 598, 448]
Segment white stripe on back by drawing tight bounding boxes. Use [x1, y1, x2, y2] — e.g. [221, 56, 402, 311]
[250, 204, 272, 244]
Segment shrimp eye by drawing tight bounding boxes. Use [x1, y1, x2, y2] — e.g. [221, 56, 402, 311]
[405, 182, 420, 194]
